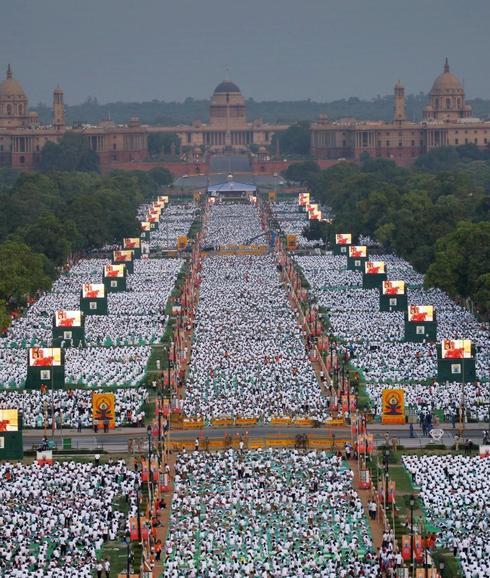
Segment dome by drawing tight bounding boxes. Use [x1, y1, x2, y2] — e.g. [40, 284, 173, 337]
[430, 59, 463, 93]
[0, 65, 26, 99]
[214, 81, 241, 94]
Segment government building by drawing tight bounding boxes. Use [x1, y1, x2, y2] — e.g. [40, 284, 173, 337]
[1, 60, 489, 171]
[0, 69, 286, 171]
[311, 59, 490, 165]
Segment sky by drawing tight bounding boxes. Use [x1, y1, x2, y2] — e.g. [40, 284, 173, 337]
[1, 0, 489, 105]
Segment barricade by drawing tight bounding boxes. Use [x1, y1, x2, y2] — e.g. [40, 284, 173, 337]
[325, 418, 345, 426]
[182, 418, 204, 429]
[235, 417, 259, 426]
[266, 438, 295, 448]
[270, 417, 292, 425]
[210, 417, 234, 427]
[293, 417, 315, 427]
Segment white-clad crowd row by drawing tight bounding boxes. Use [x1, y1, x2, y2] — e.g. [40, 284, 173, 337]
[0, 460, 139, 578]
[164, 449, 378, 578]
[271, 202, 319, 248]
[295, 254, 490, 417]
[0, 387, 148, 428]
[403, 455, 490, 578]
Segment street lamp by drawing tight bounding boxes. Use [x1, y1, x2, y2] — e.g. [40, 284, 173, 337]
[409, 494, 416, 576]
[124, 530, 131, 578]
[384, 448, 390, 511]
[439, 560, 445, 577]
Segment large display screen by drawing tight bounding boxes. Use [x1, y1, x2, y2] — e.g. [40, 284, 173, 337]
[298, 192, 310, 206]
[365, 261, 386, 274]
[408, 305, 434, 322]
[382, 280, 405, 295]
[336, 234, 352, 245]
[104, 264, 125, 278]
[82, 283, 105, 298]
[349, 245, 367, 258]
[54, 310, 82, 327]
[29, 347, 62, 367]
[123, 237, 141, 250]
[441, 339, 472, 359]
[0, 409, 19, 431]
[113, 250, 134, 263]
[140, 221, 151, 232]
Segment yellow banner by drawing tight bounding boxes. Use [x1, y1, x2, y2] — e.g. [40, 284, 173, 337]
[381, 389, 405, 424]
[286, 234, 298, 251]
[92, 393, 116, 429]
[177, 236, 188, 251]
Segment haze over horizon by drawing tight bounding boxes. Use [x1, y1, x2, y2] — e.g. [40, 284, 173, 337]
[1, 0, 489, 106]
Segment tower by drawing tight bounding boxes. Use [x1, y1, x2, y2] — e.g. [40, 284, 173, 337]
[52, 85, 64, 131]
[393, 80, 405, 124]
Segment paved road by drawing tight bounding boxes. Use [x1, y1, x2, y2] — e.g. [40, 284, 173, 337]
[23, 422, 487, 453]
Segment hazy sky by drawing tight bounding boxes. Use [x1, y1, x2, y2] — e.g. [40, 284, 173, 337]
[1, 0, 489, 105]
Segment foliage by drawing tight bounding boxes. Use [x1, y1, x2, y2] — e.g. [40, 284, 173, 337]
[273, 122, 311, 156]
[32, 94, 490, 126]
[304, 154, 490, 315]
[0, 170, 161, 326]
[39, 133, 100, 173]
[283, 161, 320, 187]
[148, 166, 173, 186]
[147, 132, 181, 157]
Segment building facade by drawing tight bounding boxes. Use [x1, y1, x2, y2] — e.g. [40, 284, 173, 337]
[311, 59, 490, 166]
[0, 70, 286, 170]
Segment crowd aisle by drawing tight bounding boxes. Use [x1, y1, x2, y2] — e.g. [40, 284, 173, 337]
[164, 449, 379, 578]
[0, 460, 138, 578]
[403, 455, 490, 578]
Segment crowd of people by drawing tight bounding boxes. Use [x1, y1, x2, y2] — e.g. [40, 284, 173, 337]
[296, 253, 490, 420]
[203, 204, 263, 247]
[184, 202, 329, 421]
[0, 387, 148, 428]
[271, 202, 319, 248]
[145, 203, 197, 251]
[0, 460, 138, 577]
[403, 454, 490, 578]
[164, 449, 379, 577]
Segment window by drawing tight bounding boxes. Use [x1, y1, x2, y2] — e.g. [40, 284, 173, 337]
[411, 140, 415, 146]
[386, 140, 390, 147]
[20, 156, 25, 164]
[446, 98, 451, 110]
[455, 139, 459, 145]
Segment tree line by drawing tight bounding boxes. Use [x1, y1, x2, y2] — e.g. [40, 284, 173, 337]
[289, 144, 490, 317]
[32, 94, 490, 127]
[0, 157, 172, 330]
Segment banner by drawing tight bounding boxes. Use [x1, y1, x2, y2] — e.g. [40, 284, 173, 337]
[401, 535, 411, 560]
[0, 409, 19, 431]
[357, 434, 374, 454]
[414, 535, 423, 562]
[441, 339, 472, 359]
[29, 347, 62, 367]
[140, 221, 151, 232]
[408, 305, 434, 322]
[36, 450, 53, 466]
[123, 237, 141, 250]
[480, 445, 490, 458]
[336, 233, 352, 245]
[348, 245, 367, 258]
[381, 389, 405, 424]
[82, 283, 105, 298]
[92, 392, 116, 429]
[54, 310, 82, 327]
[382, 280, 405, 295]
[298, 192, 310, 206]
[141, 458, 149, 482]
[104, 264, 125, 278]
[286, 235, 298, 250]
[177, 236, 188, 251]
[113, 250, 134, 263]
[365, 261, 385, 274]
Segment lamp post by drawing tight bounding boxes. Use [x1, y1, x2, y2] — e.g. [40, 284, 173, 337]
[384, 448, 390, 512]
[124, 530, 131, 578]
[439, 560, 445, 577]
[409, 494, 416, 576]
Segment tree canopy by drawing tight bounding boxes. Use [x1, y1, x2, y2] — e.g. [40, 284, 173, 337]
[39, 133, 100, 173]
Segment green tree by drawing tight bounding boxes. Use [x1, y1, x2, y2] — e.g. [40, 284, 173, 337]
[40, 133, 99, 173]
[274, 122, 311, 156]
[0, 241, 53, 306]
[149, 167, 173, 186]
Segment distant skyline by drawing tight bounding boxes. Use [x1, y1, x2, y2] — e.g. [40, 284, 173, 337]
[1, 0, 489, 106]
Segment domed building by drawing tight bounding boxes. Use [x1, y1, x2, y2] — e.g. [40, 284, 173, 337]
[209, 81, 246, 128]
[423, 58, 472, 121]
[0, 64, 36, 129]
[311, 58, 490, 166]
[147, 80, 288, 154]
